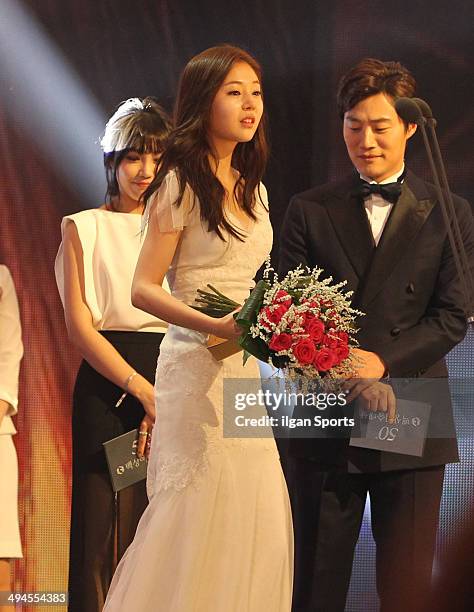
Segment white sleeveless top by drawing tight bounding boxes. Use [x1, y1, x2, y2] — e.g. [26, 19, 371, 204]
[0, 265, 23, 435]
[54, 209, 168, 333]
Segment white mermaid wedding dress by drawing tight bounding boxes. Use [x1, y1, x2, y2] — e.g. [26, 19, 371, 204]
[103, 171, 293, 611]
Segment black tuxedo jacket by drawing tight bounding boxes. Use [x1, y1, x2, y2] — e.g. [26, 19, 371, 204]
[278, 170, 474, 472]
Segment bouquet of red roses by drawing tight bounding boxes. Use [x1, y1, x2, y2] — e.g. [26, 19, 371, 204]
[193, 262, 362, 383]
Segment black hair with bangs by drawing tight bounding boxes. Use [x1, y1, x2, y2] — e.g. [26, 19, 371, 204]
[100, 97, 171, 205]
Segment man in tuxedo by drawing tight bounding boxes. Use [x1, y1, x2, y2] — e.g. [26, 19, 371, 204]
[279, 58, 474, 612]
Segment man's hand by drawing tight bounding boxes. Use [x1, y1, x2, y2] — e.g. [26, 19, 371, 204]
[344, 380, 397, 424]
[352, 348, 386, 379]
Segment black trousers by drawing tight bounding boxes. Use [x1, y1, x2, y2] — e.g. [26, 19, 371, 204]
[286, 456, 445, 612]
[68, 331, 163, 612]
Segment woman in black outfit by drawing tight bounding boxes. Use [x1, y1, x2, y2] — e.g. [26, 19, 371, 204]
[54, 97, 171, 611]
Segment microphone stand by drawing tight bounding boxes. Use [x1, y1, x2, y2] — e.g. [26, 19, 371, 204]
[395, 98, 474, 325]
[414, 98, 474, 324]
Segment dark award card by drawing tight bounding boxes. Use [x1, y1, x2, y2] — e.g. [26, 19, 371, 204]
[349, 398, 431, 457]
[103, 429, 147, 492]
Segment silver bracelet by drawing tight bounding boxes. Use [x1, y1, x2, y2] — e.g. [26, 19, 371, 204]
[115, 371, 138, 407]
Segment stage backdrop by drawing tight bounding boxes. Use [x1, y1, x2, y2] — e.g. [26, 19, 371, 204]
[0, 1, 472, 610]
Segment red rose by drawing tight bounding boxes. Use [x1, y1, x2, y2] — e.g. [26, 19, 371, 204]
[259, 306, 273, 330]
[313, 348, 337, 372]
[293, 339, 317, 365]
[322, 333, 339, 349]
[334, 344, 350, 362]
[275, 290, 292, 304]
[302, 298, 319, 309]
[305, 318, 325, 343]
[260, 304, 288, 329]
[271, 304, 289, 321]
[302, 311, 315, 325]
[269, 333, 293, 352]
[337, 331, 349, 344]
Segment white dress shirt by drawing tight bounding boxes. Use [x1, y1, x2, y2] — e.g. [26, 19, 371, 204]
[360, 165, 405, 246]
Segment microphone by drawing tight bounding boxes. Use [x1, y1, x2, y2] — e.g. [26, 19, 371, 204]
[394, 97, 425, 125]
[412, 97, 436, 125]
[395, 97, 474, 324]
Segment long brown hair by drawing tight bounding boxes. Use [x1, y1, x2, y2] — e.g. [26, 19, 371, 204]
[145, 45, 269, 240]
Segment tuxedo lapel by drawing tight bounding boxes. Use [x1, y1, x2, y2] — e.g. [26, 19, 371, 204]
[325, 178, 375, 280]
[357, 175, 435, 308]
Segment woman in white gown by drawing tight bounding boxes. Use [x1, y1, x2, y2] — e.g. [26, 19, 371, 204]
[104, 44, 293, 612]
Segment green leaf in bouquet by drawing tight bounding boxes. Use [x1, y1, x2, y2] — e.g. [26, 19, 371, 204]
[242, 350, 252, 366]
[238, 331, 270, 363]
[234, 279, 269, 331]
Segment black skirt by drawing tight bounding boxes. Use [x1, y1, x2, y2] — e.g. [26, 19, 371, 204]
[68, 330, 164, 612]
[71, 330, 163, 469]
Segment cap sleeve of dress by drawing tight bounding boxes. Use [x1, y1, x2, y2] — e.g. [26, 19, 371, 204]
[147, 170, 194, 233]
[54, 211, 102, 327]
[257, 181, 269, 209]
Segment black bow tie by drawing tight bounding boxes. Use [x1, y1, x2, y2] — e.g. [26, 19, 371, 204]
[353, 179, 404, 204]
